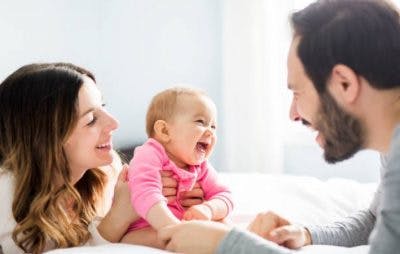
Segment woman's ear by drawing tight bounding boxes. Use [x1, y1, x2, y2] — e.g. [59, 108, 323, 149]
[153, 120, 170, 143]
[328, 64, 361, 105]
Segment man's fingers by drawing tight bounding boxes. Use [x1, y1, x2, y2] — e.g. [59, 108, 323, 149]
[278, 216, 290, 226]
[247, 218, 265, 238]
[269, 226, 296, 244]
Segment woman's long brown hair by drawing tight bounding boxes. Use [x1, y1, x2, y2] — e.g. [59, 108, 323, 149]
[0, 63, 107, 253]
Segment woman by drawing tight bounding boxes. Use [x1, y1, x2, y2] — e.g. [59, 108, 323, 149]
[0, 63, 203, 254]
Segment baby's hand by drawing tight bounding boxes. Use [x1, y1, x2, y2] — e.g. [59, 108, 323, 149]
[183, 204, 212, 221]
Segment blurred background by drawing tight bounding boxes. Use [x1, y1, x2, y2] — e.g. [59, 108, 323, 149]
[0, 0, 388, 182]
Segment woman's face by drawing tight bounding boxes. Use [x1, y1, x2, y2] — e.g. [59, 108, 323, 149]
[63, 76, 119, 183]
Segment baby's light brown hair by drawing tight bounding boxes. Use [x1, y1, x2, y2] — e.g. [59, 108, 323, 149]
[146, 87, 205, 137]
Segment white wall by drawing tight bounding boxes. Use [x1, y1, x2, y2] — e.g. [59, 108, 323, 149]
[0, 0, 224, 168]
[0, 0, 385, 182]
[220, 0, 381, 182]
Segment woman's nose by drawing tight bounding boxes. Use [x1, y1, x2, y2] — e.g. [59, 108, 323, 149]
[105, 112, 119, 133]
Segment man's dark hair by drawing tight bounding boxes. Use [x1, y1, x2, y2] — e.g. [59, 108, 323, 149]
[291, 0, 400, 93]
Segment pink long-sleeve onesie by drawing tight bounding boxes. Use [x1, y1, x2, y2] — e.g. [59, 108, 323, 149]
[127, 138, 233, 231]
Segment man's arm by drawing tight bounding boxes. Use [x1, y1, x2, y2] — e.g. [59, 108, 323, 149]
[306, 209, 375, 246]
[306, 154, 386, 247]
[217, 228, 293, 254]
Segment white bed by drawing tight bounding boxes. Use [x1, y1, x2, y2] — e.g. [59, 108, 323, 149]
[47, 173, 377, 254]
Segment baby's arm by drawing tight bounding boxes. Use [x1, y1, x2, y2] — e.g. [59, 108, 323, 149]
[128, 141, 180, 224]
[183, 198, 229, 221]
[147, 201, 180, 229]
[183, 162, 233, 221]
[120, 201, 179, 248]
[123, 141, 181, 247]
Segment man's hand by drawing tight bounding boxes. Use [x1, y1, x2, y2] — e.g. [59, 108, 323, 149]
[247, 211, 311, 249]
[183, 204, 212, 220]
[158, 220, 230, 254]
[160, 171, 204, 207]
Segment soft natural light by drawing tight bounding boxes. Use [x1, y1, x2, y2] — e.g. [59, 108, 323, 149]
[220, 0, 381, 181]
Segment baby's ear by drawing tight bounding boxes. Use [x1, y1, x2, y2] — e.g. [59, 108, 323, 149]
[153, 120, 170, 143]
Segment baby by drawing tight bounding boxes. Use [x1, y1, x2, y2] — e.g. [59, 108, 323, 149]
[121, 87, 233, 248]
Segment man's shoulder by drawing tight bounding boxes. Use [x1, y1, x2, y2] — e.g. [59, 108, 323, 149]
[387, 126, 400, 166]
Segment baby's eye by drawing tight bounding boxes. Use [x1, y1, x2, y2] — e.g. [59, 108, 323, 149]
[195, 119, 205, 125]
[211, 124, 217, 130]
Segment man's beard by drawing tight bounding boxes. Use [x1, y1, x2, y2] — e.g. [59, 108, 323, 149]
[315, 91, 365, 164]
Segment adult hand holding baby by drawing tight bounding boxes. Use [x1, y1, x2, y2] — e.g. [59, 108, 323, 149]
[160, 170, 205, 207]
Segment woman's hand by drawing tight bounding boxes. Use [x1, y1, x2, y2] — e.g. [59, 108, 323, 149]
[112, 165, 138, 222]
[160, 171, 205, 207]
[247, 211, 311, 249]
[97, 165, 139, 242]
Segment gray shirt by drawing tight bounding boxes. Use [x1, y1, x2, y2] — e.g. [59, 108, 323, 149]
[217, 126, 400, 254]
[306, 154, 383, 246]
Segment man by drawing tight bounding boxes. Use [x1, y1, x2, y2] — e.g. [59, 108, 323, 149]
[158, 0, 400, 253]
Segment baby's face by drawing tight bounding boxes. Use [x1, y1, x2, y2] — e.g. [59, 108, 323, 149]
[165, 94, 217, 169]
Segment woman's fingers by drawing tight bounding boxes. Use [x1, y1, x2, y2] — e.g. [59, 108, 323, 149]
[117, 164, 129, 182]
[161, 171, 178, 187]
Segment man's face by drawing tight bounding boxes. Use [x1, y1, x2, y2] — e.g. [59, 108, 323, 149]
[287, 37, 364, 163]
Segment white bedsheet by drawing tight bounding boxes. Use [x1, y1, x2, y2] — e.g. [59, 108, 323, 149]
[298, 245, 369, 253]
[47, 243, 370, 254]
[46, 173, 377, 254]
[222, 173, 376, 226]
[46, 244, 169, 254]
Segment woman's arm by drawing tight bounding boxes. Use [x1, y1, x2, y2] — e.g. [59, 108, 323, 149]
[158, 220, 293, 254]
[97, 166, 139, 242]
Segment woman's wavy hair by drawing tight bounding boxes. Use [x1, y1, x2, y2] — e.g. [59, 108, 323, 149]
[0, 63, 107, 253]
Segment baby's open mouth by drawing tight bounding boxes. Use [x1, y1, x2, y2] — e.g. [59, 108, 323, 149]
[196, 142, 209, 153]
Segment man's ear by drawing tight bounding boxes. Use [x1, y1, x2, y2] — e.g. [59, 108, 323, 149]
[153, 120, 170, 143]
[328, 64, 361, 105]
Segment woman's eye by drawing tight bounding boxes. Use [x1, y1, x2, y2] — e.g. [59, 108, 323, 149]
[87, 116, 98, 126]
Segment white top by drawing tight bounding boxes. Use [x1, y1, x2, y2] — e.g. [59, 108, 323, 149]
[0, 169, 112, 253]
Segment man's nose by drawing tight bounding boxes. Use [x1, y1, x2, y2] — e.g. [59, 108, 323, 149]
[289, 99, 301, 122]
